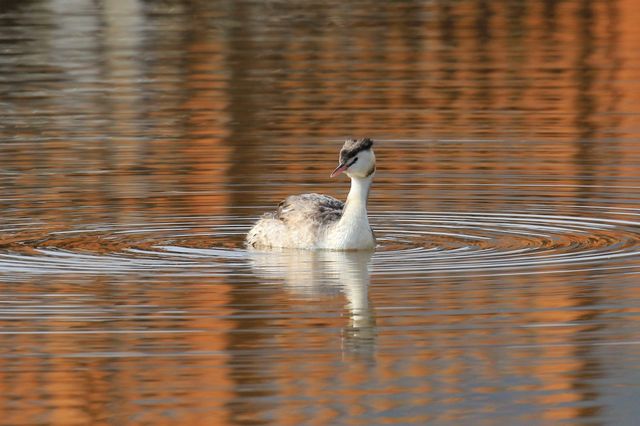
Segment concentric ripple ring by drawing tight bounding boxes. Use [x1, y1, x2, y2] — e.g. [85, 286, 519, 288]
[0, 210, 639, 277]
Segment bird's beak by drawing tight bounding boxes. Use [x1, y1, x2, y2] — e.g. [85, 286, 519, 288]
[330, 162, 348, 178]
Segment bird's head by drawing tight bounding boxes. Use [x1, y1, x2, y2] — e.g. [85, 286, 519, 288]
[330, 137, 376, 179]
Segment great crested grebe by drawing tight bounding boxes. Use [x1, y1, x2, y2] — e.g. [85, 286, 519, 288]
[246, 137, 376, 251]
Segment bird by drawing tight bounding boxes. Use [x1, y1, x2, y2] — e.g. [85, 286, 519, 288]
[246, 137, 377, 251]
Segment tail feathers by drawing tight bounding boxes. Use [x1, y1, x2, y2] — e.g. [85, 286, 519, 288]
[246, 216, 285, 249]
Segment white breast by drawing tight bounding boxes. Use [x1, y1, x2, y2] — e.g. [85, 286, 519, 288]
[320, 198, 375, 250]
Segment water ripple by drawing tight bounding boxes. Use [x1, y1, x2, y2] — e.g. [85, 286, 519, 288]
[1, 209, 639, 277]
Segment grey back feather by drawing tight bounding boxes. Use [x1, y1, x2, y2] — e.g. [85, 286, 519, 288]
[276, 193, 344, 226]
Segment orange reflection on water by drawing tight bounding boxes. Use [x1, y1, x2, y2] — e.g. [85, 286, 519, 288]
[1, 0, 640, 424]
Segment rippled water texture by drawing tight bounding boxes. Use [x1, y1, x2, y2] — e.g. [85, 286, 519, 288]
[2, 1, 640, 425]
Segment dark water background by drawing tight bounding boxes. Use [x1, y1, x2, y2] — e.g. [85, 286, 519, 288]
[1, 0, 640, 424]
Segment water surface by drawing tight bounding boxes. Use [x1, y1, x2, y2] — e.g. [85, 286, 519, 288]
[1, 0, 640, 424]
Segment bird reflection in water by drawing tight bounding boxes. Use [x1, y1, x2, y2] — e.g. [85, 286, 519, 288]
[248, 250, 376, 360]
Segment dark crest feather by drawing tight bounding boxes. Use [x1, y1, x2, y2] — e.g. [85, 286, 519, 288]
[339, 137, 374, 163]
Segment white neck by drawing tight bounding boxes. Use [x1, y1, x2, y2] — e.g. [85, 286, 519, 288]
[341, 175, 372, 223]
[324, 174, 375, 250]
